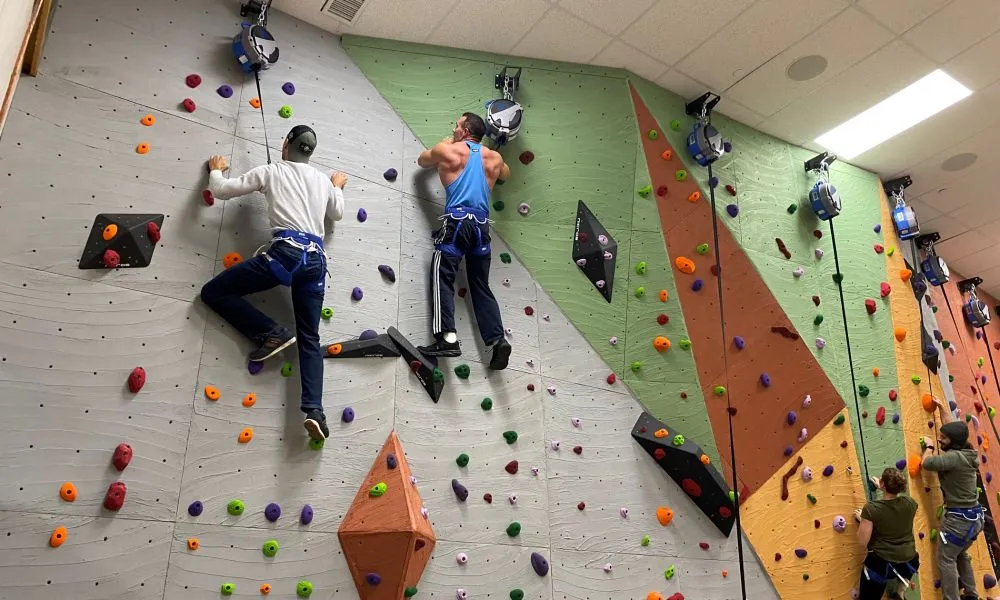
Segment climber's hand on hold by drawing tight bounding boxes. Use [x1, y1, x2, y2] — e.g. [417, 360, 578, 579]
[854, 508, 863, 522]
[870, 476, 882, 490]
[208, 155, 229, 172]
[331, 172, 348, 189]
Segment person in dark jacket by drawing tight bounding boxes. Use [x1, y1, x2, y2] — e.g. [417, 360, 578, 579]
[855, 467, 919, 599]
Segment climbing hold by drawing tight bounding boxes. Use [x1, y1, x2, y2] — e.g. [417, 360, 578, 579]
[185, 73, 202, 88]
[127, 367, 146, 393]
[351, 287, 364, 301]
[656, 185, 668, 197]
[821, 465, 834, 477]
[801, 466, 812, 482]
[653, 336, 671, 352]
[456, 590, 468, 600]
[670, 119, 682, 131]
[687, 190, 701, 203]
[760, 373, 772, 387]
[635, 286, 645, 298]
[249, 97, 262, 109]
[48, 525, 69, 548]
[204, 385, 221, 401]
[637, 184, 652, 198]
[479, 396, 493, 411]
[309, 438, 324, 450]
[794, 548, 807, 559]
[238, 427, 253, 443]
[634, 261, 647, 275]
[297, 580, 314, 598]
[262, 539, 279, 557]
[451, 479, 468, 502]
[111, 442, 133, 472]
[369, 482, 387, 497]
[102, 248, 121, 269]
[798, 428, 809, 442]
[787, 203, 798, 214]
[454, 364, 471, 379]
[573, 445, 583, 455]
[506, 522, 521, 537]
[516, 149, 536, 166]
[726, 204, 739, 218]
[186, 537, 200, 551]
[405, 588, 418, 598]
[815, 337, 826, 349]
[775, 238, 791, 259]
[607, 373, 617, 385]
[455, 453, 470, 468]
[264, 502, 281, 522]
[814, 248, 824, 259]
[876, 407, 886, 426]
[713, 385, 726, 396]
[221, 583, 236, 595]
[872, 367, 880, 377]
[802, 395, 812, 408]
[985, 574, 998, 589]
[858, 385, 870, 398]
[482, 493, 493, 504]
[217, 84, 233, 98]
[807, 494, 817, 504]
[222, 251, 243, 269]
[787, 411, 797, 425]
[278, 105, 292, 118]
[676, 169, 688, 181]
[900, 268, 912, 282]
[881, 282, 891, 297]
[510, 590, 525, 600]
[874, 244, 884, 254]
[709, 176, 720, 188]
[386, 453, 398, 470]
[699, 542, 710, 550]
[865, 299, 877, 315]
[102, 224, 119, 242]
[654, 428, 668, 439]
[227, 499, 245, 516]
[641, 534, 651, 547]
[911, 375, 921, 384]
[889, 389, 898, 401]
[182, 98, 196, 112]
[894, 327, 906, 341]
[647, 129, 659, 140]
[503, 459, 519, 475]
[630, 360, 642, 372]
[456, 552, 469, 565]
[691, 279, 703, 292]
[695, 243, 710, 255]
[664, 564, 676, 580]
[793, 266, 804, 278]
[101, 480, 126, 511]
[657, 314, 669, 325]
[833, 273, 843, 284]
[188, 500, 204, 516]
[59, 481, 77, 503]
[672, 434, 685, 446]
[656, 506, 674, 526]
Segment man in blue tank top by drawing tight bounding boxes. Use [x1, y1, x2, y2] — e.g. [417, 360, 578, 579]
[415, 112, 512, 370]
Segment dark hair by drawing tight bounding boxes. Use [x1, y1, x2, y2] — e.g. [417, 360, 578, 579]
[461, 112, 486, 141]
[881, 467, 907, 495]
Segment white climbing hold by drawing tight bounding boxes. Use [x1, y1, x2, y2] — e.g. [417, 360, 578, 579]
[550, 440, 560, 451]
[504, 327, 513, 337]
[410, 475, 417, 484]
[531, 466, 540, 476]
[456, 552, 468, 565]
[518, 203, 530, 215]
[603, 563, 613, 573]
[508, 493, 517, 505]
[596, 280, 606, 288]
[526, 359, 535, 367]
[609, 336, 618, 345]
[456, 589, 468, 600]
[620, 506, 629, 519]
[503, 278, 511, 287]
[571, 417, 582, 428]
[547, 385, 556, 395]
[576, 259, 587, 267]
[603, 250, 613, 261]
[802, 394, 812, 408]
[421, 507, 429, 518]
[798, 427, 808, 442]
[598, 234, 609, 245]
[793, 266, 805, 278]
[542, 314, 550, 321]
[815, 248, 824, 259]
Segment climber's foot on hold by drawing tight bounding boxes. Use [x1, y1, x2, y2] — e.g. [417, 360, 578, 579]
[249, 327, 296, 362]
[418, 336, 462, 358]
[303, 410, 329, 441]
[489, 338, 511, 371]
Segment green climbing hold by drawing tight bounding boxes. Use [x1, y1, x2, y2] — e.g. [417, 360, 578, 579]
[405, 587, 418, 598]
[696, 243, 709, 255]
[648, 129, 659, 140]
[510, 589, 525, 600]
[309, 437, 325, 450]
[641, 534, 650, 546]
[932, 306, 939, 313]
[500, 252, 512, 264]
[930, 528, 937, 543]
[493, 200, 505, 211]
[675, 169, 688, 182]
[369, 482, 387, 497]
[635, 261, 647, 275]
[635, 286, 645, 298]
[832, 273, 844, 284]
[506, 522, 521, 537]
[321, 307, 334, 320]
[227, 499, 245, 516]
[664, 564, 676, 580]
[966, 414, 973, 423]
[911, 375, 922, 384]
[937, 505, 945, 520]
[221, 582, 236, 595]
[638, 184, 652, 198]
[729, 490, 737, 502]
[858, 385, 870, 398]
[454, 364, 471, 379]
[990, 407, 997, 419]
[262, 539, 279, 557]
[679, 339, 691, 349]
[979, 357, 986, 367]
[456, 453, 470, 467]
[279, 105, 292, 118]
[919, 437, 928, 451]
[672, 434, 685, 446]
[834, 414, 845, 425]
[432, 368, 445, 382]
[481, 397, 493, 410]
[670, 119, 682, 131]
[503, 431, 518, 444]
[630, 361, 642, 373]
[814, 314, 824, 326]
[713, 385, 726, 396]
[806, 494, 817, 504]
[787, 203, 798, 214]
[942, 341, 951, 349]
[887, 246, 895, 256]
[948, 374, 954, 382]
[297, 580, 314, 598]
[281, 362, 294, 377]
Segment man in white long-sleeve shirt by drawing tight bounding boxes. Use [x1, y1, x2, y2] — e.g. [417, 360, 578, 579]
[201, 125, 346, 441]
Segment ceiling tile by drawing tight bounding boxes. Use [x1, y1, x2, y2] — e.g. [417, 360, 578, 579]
[757, 41, 934, 150]
[556, 0, 658, 36]
[856, 0, 952, 34]
[946, 30, 1000, 90]
[654, 69, 711, 103]
[725, 8, 893, 117]
[715, 98, 766, 127]
[903, 0, 1000, 62]
[622, 0, 755, 69]
[674, 0, 850, 91]
[936, 228, 995, 261]
[908, 197, 944, 221]
[511, 6, 613, 65]
[426, 0, 550, 54]
[592, 40, 669, 81]
[343, 0, 458, 43]
[901, 115, 1000, 197]
[911, 176, 980, 213]
[950, 197, 1000, 229]
[276, 0, 342, 33]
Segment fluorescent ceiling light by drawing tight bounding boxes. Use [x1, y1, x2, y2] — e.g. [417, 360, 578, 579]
[814, 69, 971, 159]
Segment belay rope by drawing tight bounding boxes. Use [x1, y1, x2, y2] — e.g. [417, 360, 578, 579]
[253, 0, 272, 164]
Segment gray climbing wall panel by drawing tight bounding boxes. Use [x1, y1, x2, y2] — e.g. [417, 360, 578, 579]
[0, 1, 776, 599]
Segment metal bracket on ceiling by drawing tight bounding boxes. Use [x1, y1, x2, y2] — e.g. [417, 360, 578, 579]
[804, 151, 836, 174]
[685, 92, 721, 121]
[494, 66, 521, 101]
[915, 232, 941, 249]
[883, 175, 913, 197]
[958, 277, 984, 294]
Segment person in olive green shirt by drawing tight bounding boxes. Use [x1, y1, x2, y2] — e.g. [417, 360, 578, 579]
[922, 399, 984, 600]
[855, 467, 919, 600]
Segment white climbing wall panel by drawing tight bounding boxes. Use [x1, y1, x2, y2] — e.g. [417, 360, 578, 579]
[0, 1, 778, 599]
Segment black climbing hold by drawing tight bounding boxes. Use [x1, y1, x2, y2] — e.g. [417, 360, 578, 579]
[324, 333, 401, 359]
[388, 327, 444, 403]
[79, 214, 165, 270]
[573, 201, 616, 303]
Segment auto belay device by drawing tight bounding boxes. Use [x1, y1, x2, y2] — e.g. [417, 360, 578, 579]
[959, 277, 991, 327]
[233, 0, 278, 75]
[885, 175, 919, 240]
[484, 66, 523, 147]
[804, 151, 840, 220]
[915, 232, 949, 286]
[684, 92, 730, 166]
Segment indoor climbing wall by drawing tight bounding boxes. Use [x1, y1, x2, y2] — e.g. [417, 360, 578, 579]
[0, 1, 778, 599]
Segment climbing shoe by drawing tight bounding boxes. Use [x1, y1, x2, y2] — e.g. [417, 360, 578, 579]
[418, 338, 462, 357]
[489, 338, 512, 371]
[303, 410, 329, 441]
[249, 327, 296, 362]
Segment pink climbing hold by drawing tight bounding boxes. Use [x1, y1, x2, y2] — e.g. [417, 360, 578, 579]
[864, 299, 877, 315]
[147, 222, 161, 244]
[112, 442, 133, 471]
[127, 367, 146, 393]
[103, 249, 121, 269]
[880, 282, 891, 298]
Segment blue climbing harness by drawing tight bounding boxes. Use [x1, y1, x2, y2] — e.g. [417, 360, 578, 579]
[435, 207, 491, 258]
[940, 505, 985, 546]
[863, 557, 918, 586]
[263, 229, 326, 286]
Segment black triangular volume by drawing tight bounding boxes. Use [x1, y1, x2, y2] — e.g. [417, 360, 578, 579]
[387, 327, 444, 403]
[325, 334, 401, 359]
[631, 411, 735, 537]
[921, 325, 940, 374]
[79, 213, 164, 269]
[572, 201, 616, 303]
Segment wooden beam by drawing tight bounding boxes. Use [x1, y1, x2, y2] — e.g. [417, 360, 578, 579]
[0, 0, 45, 137]
[22, 0, 53, 77]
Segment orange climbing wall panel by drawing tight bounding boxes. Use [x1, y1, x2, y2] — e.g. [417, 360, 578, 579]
[630, 83, 846, 497]
[338, 431, 435, 600]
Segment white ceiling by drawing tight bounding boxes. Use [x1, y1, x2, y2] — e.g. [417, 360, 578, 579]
[276, 0, 1000, 295]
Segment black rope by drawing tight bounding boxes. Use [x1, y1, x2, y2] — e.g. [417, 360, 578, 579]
[254, 67, 272, 164]
[828, 219, 872, 500]
[706, 161, 748, 599]
[909, 240, 938, 438]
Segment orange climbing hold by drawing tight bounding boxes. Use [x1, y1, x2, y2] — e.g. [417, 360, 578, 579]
[260, 583, 272, 594]
[660, 149, 672, 161]
[136, 143, 150, 155]
[700, 454, 711, 465]
[242, 393, 256, 407]
[205, 385, 221, 401]
[187, 537, 200, 551]
[722, 570, 728, 578]
[102, 224, 118, 241]
[59, 482, 77, 502]
[653, 336, 671, 352]
[223, 252, 243, 269]
[140, 114, 155, 126]
[328, 343, 342, 356]
[238, 427, 253, 443]
[900, 268, 912, 282]
[674, 257, 695, 274]
[872, 367, 880, 377]
[659, 289, 668, 302]
[249, 97, 261, 108]
[907, 454, 922, 478]
[647, 593, 664, 600]
[656, 506, 674, 526]
[49, 526, 68, 547]
[687, 191, 701, 203]
[653, 428, 668, 438]
[894, 327, 907, 342]
[921, 394, 936, 413]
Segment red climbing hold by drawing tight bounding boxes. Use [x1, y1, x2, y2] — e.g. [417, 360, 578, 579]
[727, 406, 737, 415]
[814, 519, 821, 528]
[813, 230, 823, 239]
[185, 74, 202, 88]
[710, 264, 719, 276]
[874, 244, 884, 254]
[505, 460, 519, 475]
[607, 373, 616, 385]
[654, 448, 666, 460]
[699, 542, 710, 550]
[147, 222, 161, 244]
[103, 249, 121, 269]
[483, 493, 493, 504]
[103, 481, 127, 511]
[774, 553, 782, 562]
[577, 502, 586, 511]
[527, 383, 535, 391]
[812, 295, 821, 306]
[880, 282, 891, 298]
[414, 539, 426, 551]
[182, 98, 196, 112]
[875, 406, 886, 426]
[458, 288, 467, 298]
[577, 232, 588, 243]
[865, 299, 877, 315]
[681, 478, 702, 497]
[975, 401, 984, 413]
[127, 367, 146, 393]
[657, 314, 669, 325]
[638, 426, 647, 433]
[725, 184, 736, 196]
[719, 506, 731, 518]
[667, 594, 685, 600]
[770, 326, 800, 341]
[202, 190, 215, 206]
[680, 392, 688, 399]
[524, 306, 534, 316]
[841, 440, 848, 448]
[656, 185, 668, 197]
[409, 360, 422, 373]
[518, 151, 535, 165]
[775, 238, 791, 259]
[573, 445, 583, 455]
[889, 389, 898, 401]
[112, 443, 133, 471]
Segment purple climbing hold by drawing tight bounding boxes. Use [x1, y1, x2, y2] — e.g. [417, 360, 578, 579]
[985, 574, 997, 589]
[815, 337, 827, 349]
[300, 504, 314, 524]
[892, 413, 900, 424]
[359, 329, 378, 340]
[357, 208, 368, 222]
[366, 573, 381, 586]
[378, 264, 396, 283]
[265, 502, 281, 522]
[801, 466, 813, 482]
[708, 176, 719, 188]
[935, 580, 942, 589]
[794, 548, 807, 559]
[928, 421, 935, 429]
[787, 411, 797, 425]
[783, 446, 793, 457]
[451, 479, 469, 502]
[352, 287, 364, 301]
[383, 168, 398, 182]
[342, 407, 355, 423]
[723, 141, 733, 153]
[760, 372, 771, 387]
[217, 84, 234, 98]
[248, 359, 264, 375]
[822, 465, 834, 477]
[733, 336, 745, 350]
[919, 532, 925, 540]
[282, 82, 295, 95]
[987, 472, 993, 484]
[895, 458, 907, 470]
[832, 515, 847, 532]
[692, 278, 704, 292]
[530, 552, 550, 576]
[983, 374, 988, 385]
[726, 204, 739, 218]
[933, 329, 943, 341]
[949, 400, 958, 411]
[977, 330, 983, 340]
[873, 224, 881, 233]
[188, 500, 204, 517]
[387, 453, 398, 469]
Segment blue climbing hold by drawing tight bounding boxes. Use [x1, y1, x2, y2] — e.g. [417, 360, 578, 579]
[387, 453, 398, 469]
[530, 552, 550, 576]
[301, 504, 314, 524]
[359, 329, 377, 340]
[282, 82, 295, 95]
[265, 502, 281, 522]
[895, 458, 907, 470]
[357, 208, 368, 222]
[733, 336, 745, 350]
[384, 168, 398, 182]
[248, 359, 264, 375]
[452, 479, 469, 502]
[692, 279, 704, 292]
[217, 84, 234, 98]
[188, 500, 204, 517]
[352, 287, 363, 301]
[760, 372, 771, 387]
[342, 407, 355, 423]
[873, 224, 881, 233]
[726, 204, 739, 218]
[709, 176, 719, 188]
[784, 446, 793, 457]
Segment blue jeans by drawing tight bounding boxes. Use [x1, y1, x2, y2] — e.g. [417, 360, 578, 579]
[200, 241, 326, 414]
